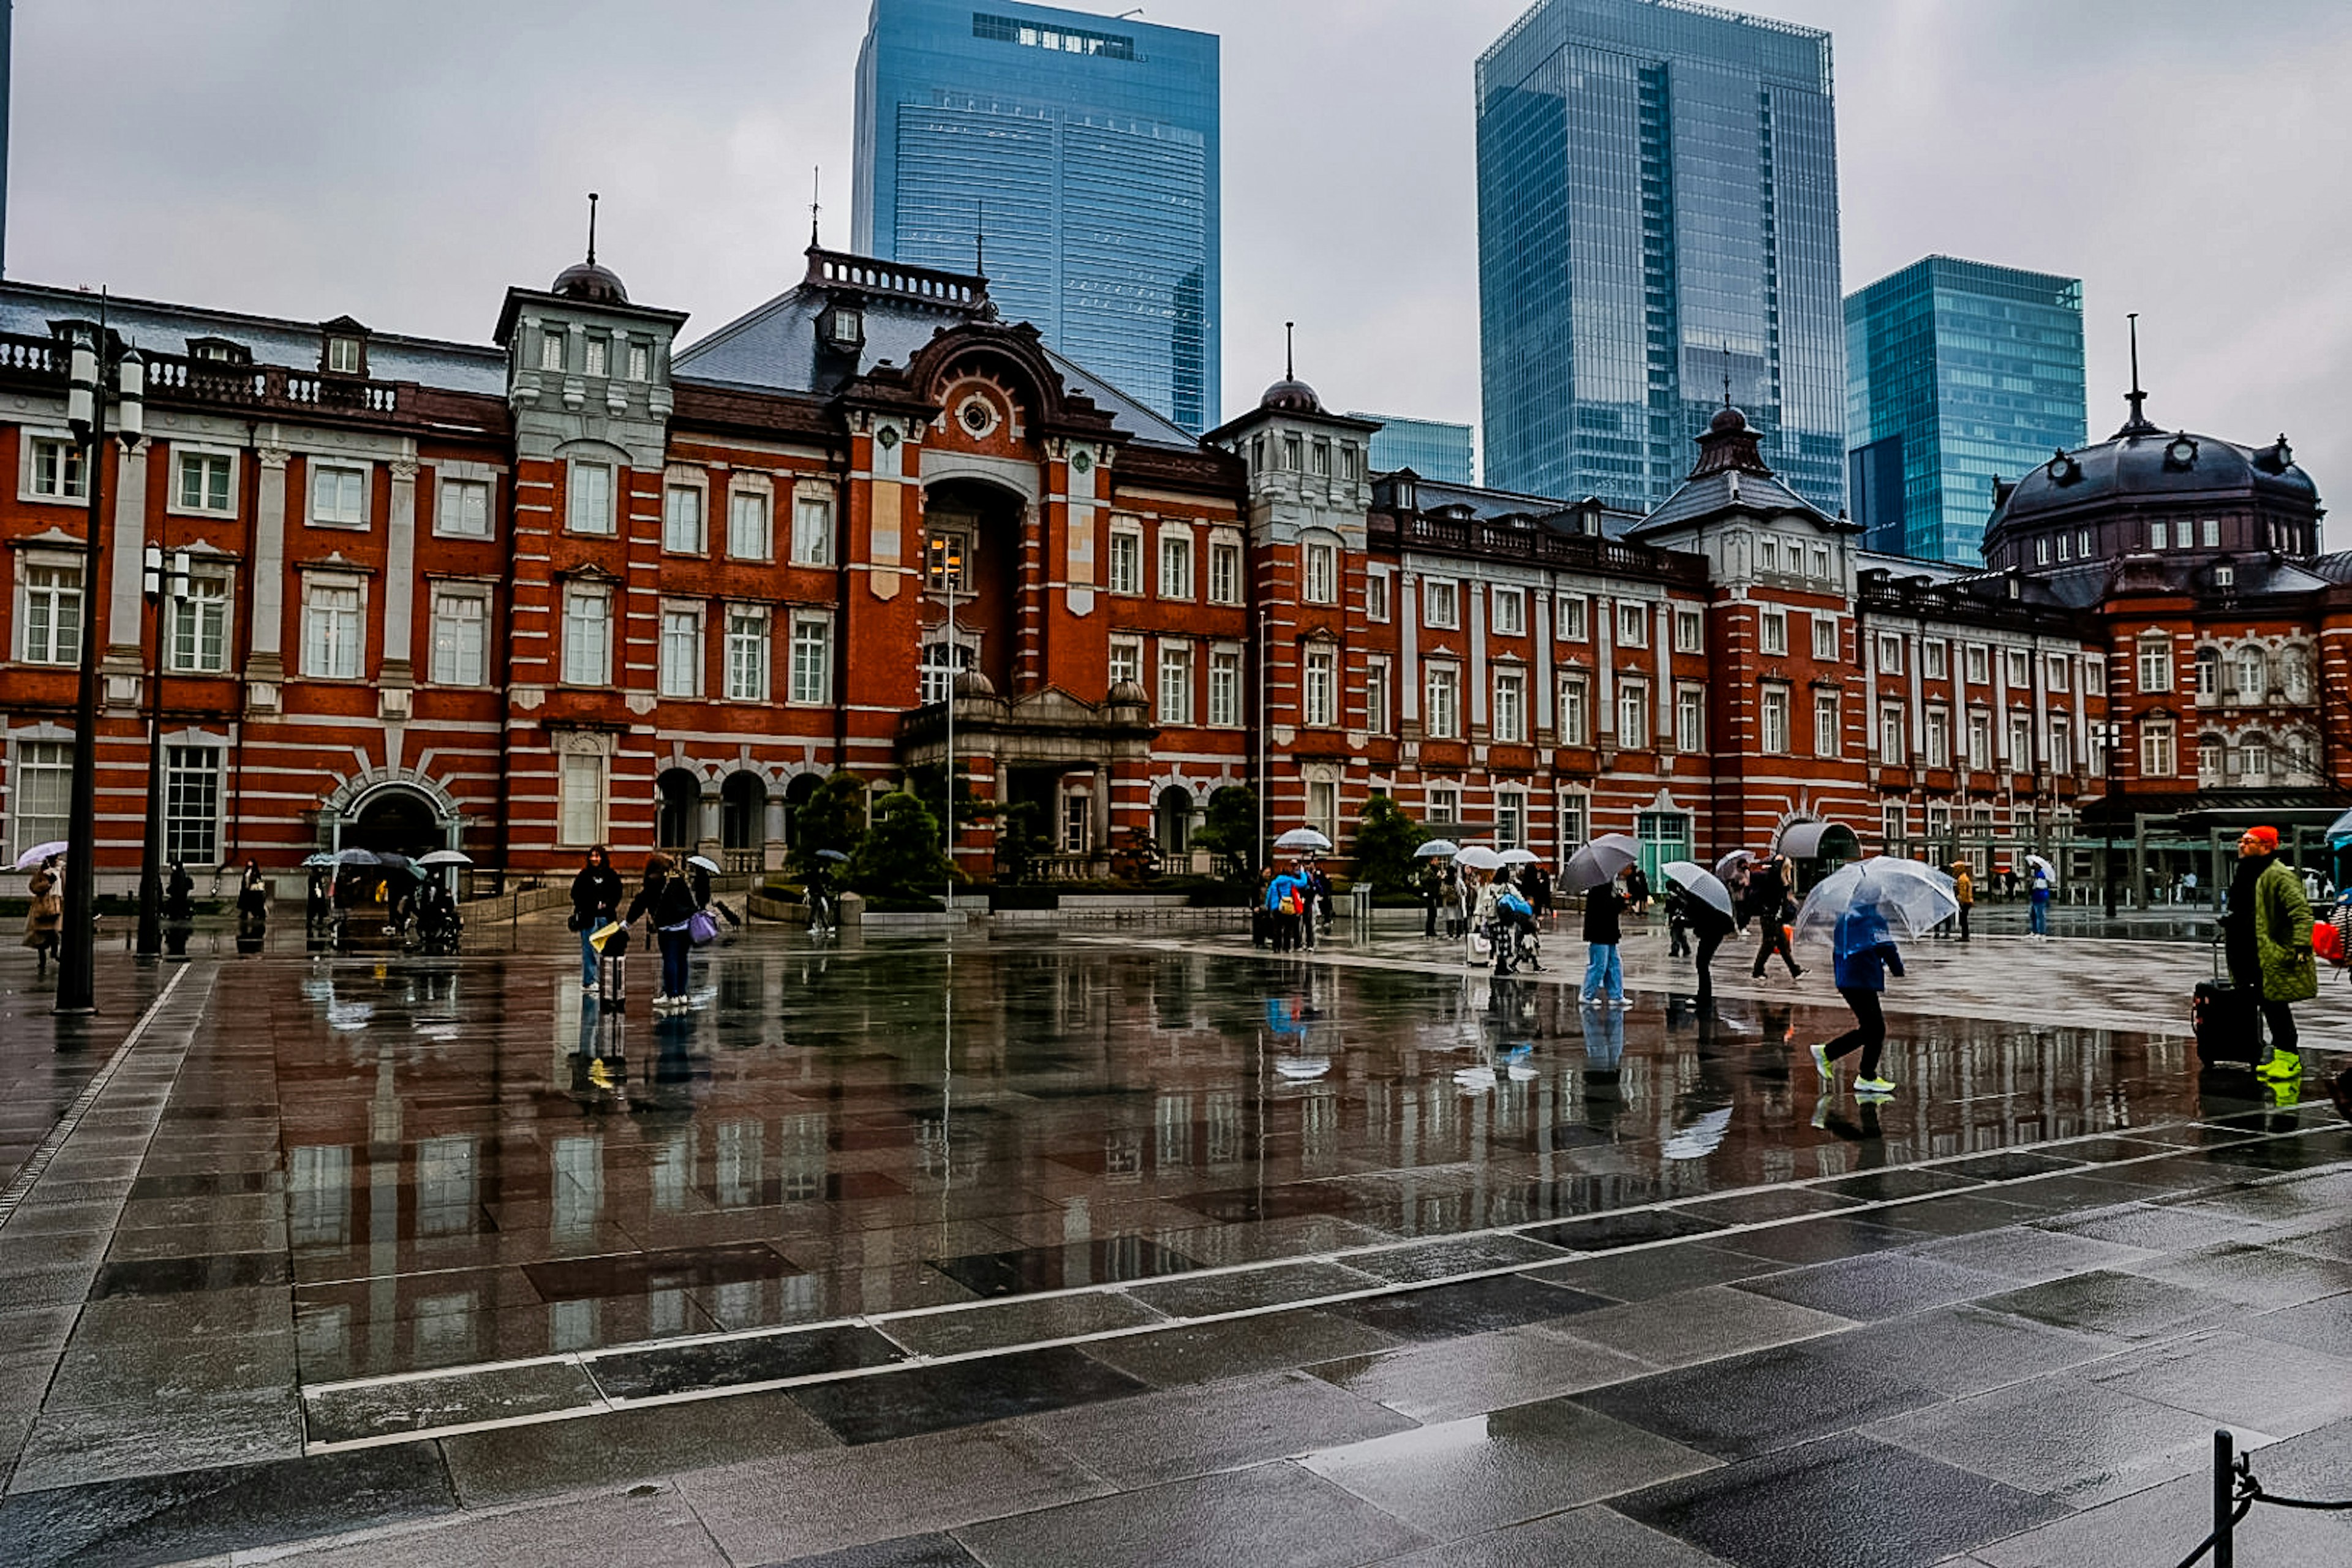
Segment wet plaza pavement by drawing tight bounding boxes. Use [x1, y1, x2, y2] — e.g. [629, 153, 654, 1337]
[0, 918, 2347, 1566]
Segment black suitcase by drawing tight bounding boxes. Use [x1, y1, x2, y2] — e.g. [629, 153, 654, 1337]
[2193, 940, 2261, 1069]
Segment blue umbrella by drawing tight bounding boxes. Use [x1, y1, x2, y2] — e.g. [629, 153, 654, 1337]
[815, 848, 850, 863]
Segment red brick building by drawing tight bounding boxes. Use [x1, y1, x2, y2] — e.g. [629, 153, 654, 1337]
[0, 247, 2331, 899]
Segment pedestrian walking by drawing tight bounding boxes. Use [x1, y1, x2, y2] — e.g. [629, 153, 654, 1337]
[2028, 861, 2052, 940]
[21, 856, 63, 976]
[2223, 825, 2316, 1083]
[1665, 883, 1692, 957]
[570, 846, 624, 994]
[1747, 851, 1804, 981]
[1810, 905, 1904, 1095]
[1491, 876, 1538, 976]
[1307, 856, 1335, 937]
[1581, 873, 1629, 1006]
[1953, 864, 1973, 942]
[1689, 894, 1735, 1005]
[1527, 862, 1555, 924]
[1469, 865, 1499, 968]
[1419, 857, 1444, 938]
[1443, 863, 1468, 940]
[627, 853, 699, 1011]
[304, 865, 332, 937]
[1265, 863, 1308, 953]
[688, 861, 743, 931]
[236, 859, 270, 939]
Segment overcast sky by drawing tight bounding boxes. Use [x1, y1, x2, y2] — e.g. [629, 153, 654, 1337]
[12, 1, 2349, 488]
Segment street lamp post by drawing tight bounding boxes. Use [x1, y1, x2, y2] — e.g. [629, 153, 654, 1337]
[55, 305, 145, 1014]
[2100, 717, 2122, 919]
[135, 543, 192, 956]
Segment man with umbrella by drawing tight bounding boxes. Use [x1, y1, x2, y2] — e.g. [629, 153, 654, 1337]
[1796, 858, 1954, 1098]
[1662, 861, 1738, 1004]
[1746, 850, 1804, 982]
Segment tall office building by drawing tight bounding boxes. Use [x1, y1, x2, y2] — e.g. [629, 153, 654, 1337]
[853, 0, 1219, 433]
[1347, 412, 1477, 485]
[1846, 256, 2087, 565]
[1476, 0, 1845, 514]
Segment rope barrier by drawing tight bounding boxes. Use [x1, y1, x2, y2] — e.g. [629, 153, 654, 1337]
[2166, 1434, 2352, 1568]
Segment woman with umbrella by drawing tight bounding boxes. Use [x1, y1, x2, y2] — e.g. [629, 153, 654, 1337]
[1662, 861, 1739, 1004]
[20, 850, 64, 977]
[1796, 858, 1953, 1098]
[236, 858, 271, 941]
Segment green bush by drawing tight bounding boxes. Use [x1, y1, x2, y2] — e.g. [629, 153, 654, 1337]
[790, 772, 869, 876]
[1351, 793, 1422, 895]
[848, 790, 956, 902]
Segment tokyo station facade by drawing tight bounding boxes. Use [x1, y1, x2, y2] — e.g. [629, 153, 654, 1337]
[0, 240, 2334, 899]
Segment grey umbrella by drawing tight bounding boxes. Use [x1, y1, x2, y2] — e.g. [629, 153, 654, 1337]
[1661, 860, 1735, 917]
[1561, 833, 1641, 892]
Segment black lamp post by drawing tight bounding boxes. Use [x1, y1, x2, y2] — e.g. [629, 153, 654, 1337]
[55, 307, 145, 1014]
[135, 542, 192, 956]
[2100, 717, 2122, 919]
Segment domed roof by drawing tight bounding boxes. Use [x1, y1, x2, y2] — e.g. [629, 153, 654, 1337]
[1708, 404, 1749, 435]
[1260, 376, 1322, 415]
[950, 667, 995, 699]
[1992, 424, 2316, 534]
[552, 260, 628, 304]
[1106, 678, 1149, 707]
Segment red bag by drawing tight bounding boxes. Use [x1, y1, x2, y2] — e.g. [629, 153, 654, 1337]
[2315, 921, 2342, 965]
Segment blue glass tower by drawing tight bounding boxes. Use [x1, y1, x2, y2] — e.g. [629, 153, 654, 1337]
[853, 0, 1219, 434]
[1476, 0, 1845, 515]
[1846, 256, 2087, 565]
[1347, 412, 1478, 485]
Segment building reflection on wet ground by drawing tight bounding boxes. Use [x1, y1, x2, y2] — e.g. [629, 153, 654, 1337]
[265, 932, 2227, 1385]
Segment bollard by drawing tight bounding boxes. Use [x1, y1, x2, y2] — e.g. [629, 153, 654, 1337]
[2214, 1429, 2235, 1568]
[1350, 884, 1373, 930]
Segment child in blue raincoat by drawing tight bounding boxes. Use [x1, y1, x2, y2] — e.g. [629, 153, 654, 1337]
[1810, 906, 1904, 1095]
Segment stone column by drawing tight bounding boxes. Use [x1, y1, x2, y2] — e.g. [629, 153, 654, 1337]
[379, 456, 420, 712]
[102, 439, 151, 710]
[247, 443, 291, 710]
[698, 785, 722, 859]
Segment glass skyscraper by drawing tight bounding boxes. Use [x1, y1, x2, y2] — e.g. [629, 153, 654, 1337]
[1348, 412, 1478, 485]
[1476, 0, 1845, 514]
[853, 0, 1219, 434]
[1846, 256, 2087, 565]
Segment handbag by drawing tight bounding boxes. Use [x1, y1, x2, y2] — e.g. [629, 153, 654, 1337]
[567, 911, 582, 932]
[687, 908, 720, 946]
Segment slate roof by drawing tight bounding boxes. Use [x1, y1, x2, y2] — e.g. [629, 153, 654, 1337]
[1633, 465, 1838, 535]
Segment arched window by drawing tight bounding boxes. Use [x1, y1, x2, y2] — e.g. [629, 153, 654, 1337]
[2235, 646, 2266, 699]
[656, 769, 699, 852]
[1156, 785, 1193, 856]
[919, 640, 976, 705]
[2242, 734, 2271, 781]
[720, 771, 767, 862]
[2197, 736, 2223, 785]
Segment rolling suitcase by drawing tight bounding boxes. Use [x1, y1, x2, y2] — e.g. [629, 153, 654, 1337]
[2193, 940, 2261, 1070]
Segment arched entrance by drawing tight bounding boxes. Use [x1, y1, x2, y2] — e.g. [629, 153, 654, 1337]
[783, 772, 820, 852]
[919, 477, 1027, 699]
[1156, 785, 1193, 857]
[346, 786, 441, 859]
[720, 771, 767, 872]
[656, 769, 699, 854]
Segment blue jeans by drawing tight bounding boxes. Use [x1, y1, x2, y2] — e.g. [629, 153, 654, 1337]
[579, 927, 600, 987]
[2029, 899, 2048, 935]
[1583, 943, 1623, 1001]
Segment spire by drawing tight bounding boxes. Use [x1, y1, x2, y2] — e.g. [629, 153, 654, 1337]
[585, 192, 598, 266]
[1722, 341, 1732, 409]
[2117, 311, 2158, 437]
[1285, 320, 1295, 380]
[974, 200, 986, 279]
[809, 167, 821, 249]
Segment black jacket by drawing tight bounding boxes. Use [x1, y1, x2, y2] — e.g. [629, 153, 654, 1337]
[1583, 887, 1626, 945]
[628, 871, 698, 930]
[571, 864, 624, 924]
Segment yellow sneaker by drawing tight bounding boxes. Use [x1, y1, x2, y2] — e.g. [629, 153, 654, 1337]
[2255, 1051, 2303, 1082]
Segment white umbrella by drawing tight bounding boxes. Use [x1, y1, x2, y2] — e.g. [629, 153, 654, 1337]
[1661, 860, 1735, 918]
[1561, 833, 1642, 892]
[12, 840, 69, 871]
[1497, 848, 1540, 866]
[417, 850, 472, 867]
[1413, 839, 1460, 859]
[685, 854, 722, 873]
[1792, 857, 1959, 948]
[2025, 853, 2054, 876]
[1455, 845, 1505, 871]
[1716, 850, 1757, 880]
[1274, 828, 1333, 852]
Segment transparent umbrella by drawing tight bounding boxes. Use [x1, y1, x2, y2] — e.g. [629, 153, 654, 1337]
[1660, 860, 1735, 918]
[1497, 848, 1540, 866]
[1793, 858, 1959, 948]
[1454, 845, 1504, 872]
[12, 840, 69, 871]
[1716, 850, 1757, 880]
[1561, 833, 1641, 892]
[1413, 839, 1461, 859]
[1275, 828, 1333, 852]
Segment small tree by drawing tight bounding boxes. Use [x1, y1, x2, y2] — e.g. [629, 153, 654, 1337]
[1351, 793, 1422, 894]
[987, 798, 1046, 885]
[1193, 784, 1259, 876]
[849, 790, 956, 903]
[790, 772, 869, 876]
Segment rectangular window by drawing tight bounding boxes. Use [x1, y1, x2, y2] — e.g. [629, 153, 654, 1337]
[2051, 714, 2072, 767]
[919, 641, 971, 706]
[2086, 658, 2105, 695]
[1311, 440, 1330, 477]
[165, 568, 230, 673]
[1967, 711, 1992, 771]
[540, 330, 566, 372]
[659, 608, 701, 698]
[728, 490, 770, 559]
[1308, 779, 1338, 840]
[1556, 594, 1588, 641]
[1365, 571, 1390, 622]
[309, 463, 368, 527]
[1758, 536, 1779, 574]
[1303, 645, 1336, 728]
[1927, 803, 1952, 839]
[567, 461, 614, 536]
[2005, 647, 2030, 688]
[1559, 674, 1588, 745]
[627, 342, 650, 381]
[725, 607, 771, 701]
[29, 437, 85, 499]
[1108, 530, 1142, 595]
[164, 745, 221, 865]
[10, 741, 73, 856]
[1496, 792, 1525, 851]
[2046, 654, 2071, 692]
[1157, 644, 1193, 725]
[1618, 680, 1649, 745]
[1673, 608, 1703, 654]
[1209, 540, 1243, 605]
[1676, 685, 1704, 752]
[561, 586, 610, 685]
[1493, 668, 1525, 742]
[1425, 663, 1460, 738]
[1302, 541, 1337, 605]
[663, 485, 705, 554]
[1880, 704, 1905, 765]
[1159, 534, 1193, 599]
[1883, 802, 1905, 848]
[2149, 519, 2167, 551]
[792, 497, 832, 565]
[1966, 644, 1989, 684]
[584, 336, 609, 378]
[924, 529, 971, 592]
[1616, 602, 1647, 647]
[2137, 636, 2174, 693]
[559, 753, 605, 846]
[1364, 655, 1390, 734]
[1925, 707, 1950, 767]
[2009, 714, 2035, 769]
[1814, 692, 1840, 756]
[2141, 723, 2174, 779]
[1283, 434, 1302, 469]
[1810, 543, 1830, 579]
[303, 581, 364, 679]
[1762, 688, 1789, 754]
[789, 616, 832, 704]
[1423, 578, 1459, 630]
[1811, 613, 1837, 661]
[1877, 633, 1904, 674]
[1210, 649, 1242, 727]
[2201, 517, 2220, 547]
[1108, 635, 1142, 687]
[20, 562, 81, 664]
[437, 477, 491, 539]
[1557, 793, 1586, 853]
[178, 452, 233, 513]
[1427, 786, 1461, 826]
[326, 336, 362, 374]
[1760, 608, 1788, 657]
[1491, 586, 1525, 636]
[1923, 639, 1948, 679]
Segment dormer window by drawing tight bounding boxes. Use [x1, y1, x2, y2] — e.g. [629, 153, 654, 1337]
[187, 337, 249, 365]
[325, 336, 362, 375]
[818, 300, 865, 352]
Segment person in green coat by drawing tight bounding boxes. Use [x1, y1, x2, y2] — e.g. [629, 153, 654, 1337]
[2223, 825, 2315, 1080]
